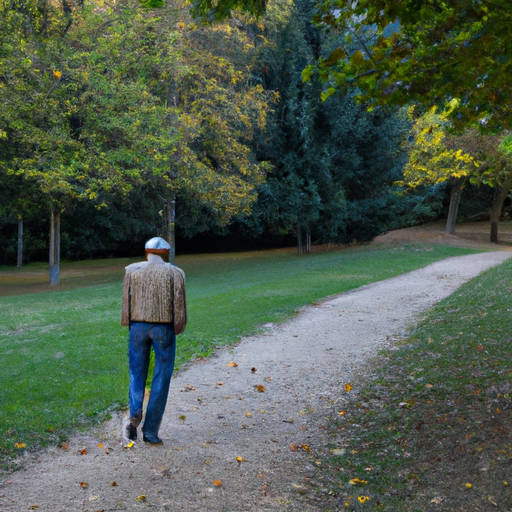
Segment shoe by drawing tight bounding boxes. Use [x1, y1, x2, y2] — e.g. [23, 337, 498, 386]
[125, 423, 137, 441]
[143, 434, 163, 446]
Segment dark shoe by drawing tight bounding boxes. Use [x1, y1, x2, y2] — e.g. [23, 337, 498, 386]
[125, 423, 137, 441]
[143, 434, 163, 446]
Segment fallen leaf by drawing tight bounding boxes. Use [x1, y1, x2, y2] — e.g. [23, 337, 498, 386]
[338, 411, 346, 416]
[425, 383, 433, 389]
[245, 412, 252, 417]
[504, 481, 509, 487]
[81, 449, 87, 455]
[259, 484, 268, 495]
[465, 483, 473, 489]
[217, 382, 224, 386]
[477, 345, 484, 351]
[301, 444, 310, 452]
[289, 444, 298, 452]
[179, 415, 186, 420]
[97, 443, 103, 448]
[236, 456, 247, 463]
[255, 385, 265, 392]
[331, 448, 345, 455]
[14, 443, 26, 449]
[227, 362, 238, 367]
[212, 480, 222, 487]
[53, 70, 62, 79]
[123, 441, 134, 449]
[345, 383, 353, 392]
[60, 442, 69, 450]
[136, 495, 146, 502]
[349, 478, 369, 485]
[80, 482, 88, 488]
[431, 497, 443, 504]
[111, 481, 118, 487]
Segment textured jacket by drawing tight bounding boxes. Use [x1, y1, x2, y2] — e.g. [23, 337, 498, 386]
[121, 261, 187, 334]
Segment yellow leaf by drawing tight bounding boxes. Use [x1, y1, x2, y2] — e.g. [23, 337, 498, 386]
[338, 410, 346, 416]
[245, 412, 252, 417]
[14, 443, 26, 448]
[97, 443, 103, 448]
[465, 483, 473, 489]
[136, 495, 146, 501]
[179, 415, 186, 420]
[349, 478, 369, 485]
[227, 362, 238, 367]
[212, 480, 222, 487]
[345, 383, 353, 392]
[255, 385, 265, 392]
[53, 70, 62, 79]
[236, 456, 247, 463]
[123, 441, 134, 449]
[80, 482, 88, 488]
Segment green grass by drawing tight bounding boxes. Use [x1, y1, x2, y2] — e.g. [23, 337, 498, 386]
[318, 257, 512, 511]
[0, 243, 479, 469]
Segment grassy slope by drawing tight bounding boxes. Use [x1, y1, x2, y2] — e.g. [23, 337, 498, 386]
[319, 257, 512, 511]
[0, 244, 478, 468]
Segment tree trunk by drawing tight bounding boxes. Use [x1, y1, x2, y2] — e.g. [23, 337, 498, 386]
[166, 197, 176, 265]
[49, 210, 60, 285]
[445, 179, 464, 235]
[17, 215, 23, 268]
[297, 225, 303, 255]
[306, 230, 311, 254]
[490, 183, 512, 243]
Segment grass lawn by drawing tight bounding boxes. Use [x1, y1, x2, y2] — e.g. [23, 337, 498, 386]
[0, 243, 480, 469]
[318, 256, 512, 511]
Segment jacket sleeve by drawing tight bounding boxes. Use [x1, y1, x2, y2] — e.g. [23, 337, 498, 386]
[121, 273, 131, 326]
[172, 267, 187, 335]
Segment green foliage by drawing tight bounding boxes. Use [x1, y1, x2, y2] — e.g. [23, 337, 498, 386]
[309, 0, 512, 131]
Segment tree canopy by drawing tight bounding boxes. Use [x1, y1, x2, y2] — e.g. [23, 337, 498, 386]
[308, 0, 512, 131]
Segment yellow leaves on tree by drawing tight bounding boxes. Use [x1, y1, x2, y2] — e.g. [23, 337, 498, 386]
[400, 100, 478, 189]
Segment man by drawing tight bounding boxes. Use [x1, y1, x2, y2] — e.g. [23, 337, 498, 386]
[121, 237, 187, 445]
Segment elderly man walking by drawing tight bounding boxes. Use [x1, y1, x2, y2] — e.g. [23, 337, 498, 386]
[121, 237, 187, 445]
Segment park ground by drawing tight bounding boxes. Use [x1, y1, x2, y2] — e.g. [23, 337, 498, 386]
[1, 221, 512, 511]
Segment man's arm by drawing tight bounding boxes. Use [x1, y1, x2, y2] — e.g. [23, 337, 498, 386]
[172, 267, 187, 335]
[121, 273, 131, 326]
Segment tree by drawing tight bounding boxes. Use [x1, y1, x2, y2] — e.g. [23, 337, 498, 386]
[400, 101, 477, 235]
[308, 0, 512, 131]
[459, 131, 512, 243]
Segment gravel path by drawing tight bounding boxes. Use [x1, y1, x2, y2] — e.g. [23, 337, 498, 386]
[1, 251, 511, 512]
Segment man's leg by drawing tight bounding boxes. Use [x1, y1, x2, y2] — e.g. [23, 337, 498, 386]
[128, 322, 152, 438]
[142, 324, 176, 444]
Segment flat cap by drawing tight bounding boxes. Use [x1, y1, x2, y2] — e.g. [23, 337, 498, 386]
[145, 237, 171, 250]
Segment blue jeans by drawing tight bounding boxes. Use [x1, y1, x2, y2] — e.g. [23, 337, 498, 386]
[128, 322, 176, 442]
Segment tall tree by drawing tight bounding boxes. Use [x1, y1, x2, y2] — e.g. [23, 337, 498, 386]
[400, 101, 477, 235]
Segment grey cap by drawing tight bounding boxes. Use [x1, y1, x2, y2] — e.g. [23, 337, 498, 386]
[145, 237, 171, 250]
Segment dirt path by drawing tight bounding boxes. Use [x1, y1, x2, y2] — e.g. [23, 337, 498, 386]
[1, 251, 511, 512]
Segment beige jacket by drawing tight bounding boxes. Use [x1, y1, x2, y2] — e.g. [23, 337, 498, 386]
[121, 259, 187, 334]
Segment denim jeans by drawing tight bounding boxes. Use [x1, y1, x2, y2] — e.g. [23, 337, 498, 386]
[128, 322, 176, 442]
